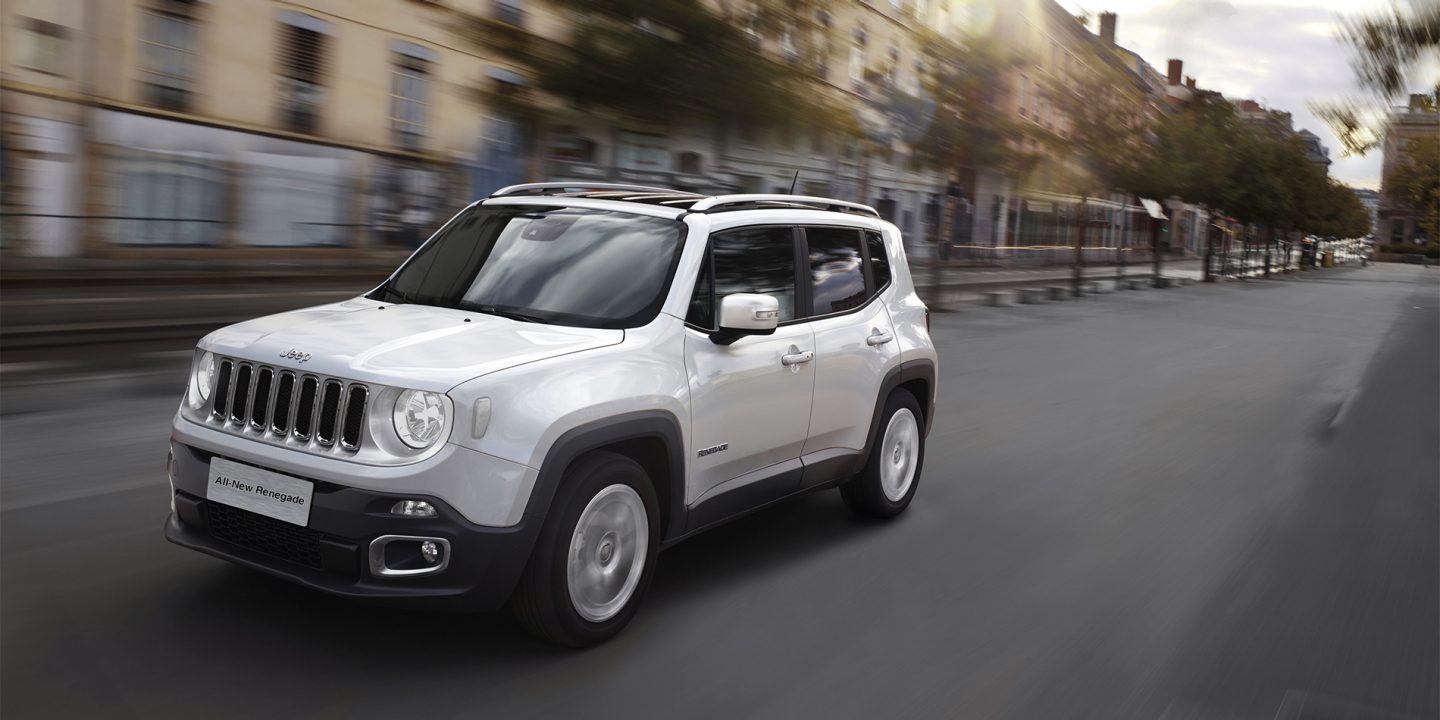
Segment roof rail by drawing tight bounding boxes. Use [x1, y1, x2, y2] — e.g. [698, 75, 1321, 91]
[490, 182, 692, 198]
[688, 194, 880, 218]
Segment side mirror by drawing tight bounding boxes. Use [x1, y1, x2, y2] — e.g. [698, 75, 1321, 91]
[710, 293, 779, 346]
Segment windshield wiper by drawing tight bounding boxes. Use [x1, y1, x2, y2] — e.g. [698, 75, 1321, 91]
[465, 304, 549, 324]
[372, 279, 417, 305]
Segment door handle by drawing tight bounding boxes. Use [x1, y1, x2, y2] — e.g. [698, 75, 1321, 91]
[781, 351, 814, 366]
[866, 331, 894, 346]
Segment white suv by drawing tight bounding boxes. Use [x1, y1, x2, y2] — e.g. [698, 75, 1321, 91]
[166, 183, 937, 646]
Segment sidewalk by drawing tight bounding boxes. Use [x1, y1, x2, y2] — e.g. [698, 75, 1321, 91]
[0, 255, 1294, 366]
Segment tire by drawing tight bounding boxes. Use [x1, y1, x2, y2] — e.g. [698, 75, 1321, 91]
[841, 390, 926, 519]
[510, 451, 659, 647]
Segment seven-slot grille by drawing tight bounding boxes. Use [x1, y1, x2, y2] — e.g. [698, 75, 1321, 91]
[210, 358, 369, 451]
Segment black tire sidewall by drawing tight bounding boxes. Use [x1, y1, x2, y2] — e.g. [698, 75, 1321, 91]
[522, 452, 659, 646]
[849, 391, 926, 517]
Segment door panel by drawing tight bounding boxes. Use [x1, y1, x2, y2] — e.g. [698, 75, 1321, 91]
[685, 325, 816, 505]
[801, 226, 900, 456]
[803, 300, 897, 455]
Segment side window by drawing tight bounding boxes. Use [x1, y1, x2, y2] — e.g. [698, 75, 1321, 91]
[696, 226, 797, 326]
[806, 226, 866, 315]
[865, 230, 891, 292]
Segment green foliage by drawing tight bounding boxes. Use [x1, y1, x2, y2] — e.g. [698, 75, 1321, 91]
[1137, 92, 1244, 210]
[1313, 0, 1439, 155]
[1043, 56, 1152, 198]
[451, 0, 849, 133]
[1383, 134, 1440, 239]
[908, 35, 1042, 190]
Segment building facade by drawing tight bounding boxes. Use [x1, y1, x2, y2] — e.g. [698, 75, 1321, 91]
[0, 0, 1241, 265]
[0, 0, 969, 262]
[1378, 94, 1439, 245]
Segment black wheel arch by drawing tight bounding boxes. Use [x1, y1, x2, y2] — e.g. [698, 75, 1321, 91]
[525, 411, 688, 547]
[861, 359, 936, 461]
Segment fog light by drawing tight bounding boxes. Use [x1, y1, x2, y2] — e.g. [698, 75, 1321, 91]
[420, 540, 441, 564]
[390, 499, 436, 518]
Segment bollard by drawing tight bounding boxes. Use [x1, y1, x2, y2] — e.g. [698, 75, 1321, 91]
[1018, 288, 1042, 304]
[1153, 276, 1172, 288]
[1047, 286, 1068, 301]
[983, 290, 1011, 307]
[1129, 278, 1147, 290]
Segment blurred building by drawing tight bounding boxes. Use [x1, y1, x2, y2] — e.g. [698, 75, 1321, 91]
[0, 0, 966, 262]
[1295, 129, 1331, 170]
[0, 0, 1230, 265]
[963, 7, 1211, 258]
[1351, 187, 1380, 238]
[1378, 94, 1438, 245]
[1, 0, 567, 261]
[505, 0, 959, 257]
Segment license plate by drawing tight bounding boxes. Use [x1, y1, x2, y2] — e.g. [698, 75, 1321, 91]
[206, 457, 314, 527]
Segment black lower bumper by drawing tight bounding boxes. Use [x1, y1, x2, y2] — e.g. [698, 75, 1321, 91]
[164, 443, 536, 611]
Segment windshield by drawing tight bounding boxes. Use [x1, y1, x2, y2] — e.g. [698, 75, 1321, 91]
[372, 205, 686, 329]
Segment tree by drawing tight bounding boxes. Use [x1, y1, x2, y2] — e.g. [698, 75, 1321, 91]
[451, 0, 851, 178]
[1313, 0, 1439, 155]
[909, 35, 1040, 262]
[1383, 134, 1440, 241]
[1138, 93, 1246, 279]
[1045, 54, 1156, 291]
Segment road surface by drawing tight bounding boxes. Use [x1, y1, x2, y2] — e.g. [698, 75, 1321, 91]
[3, 264, 1436, 719]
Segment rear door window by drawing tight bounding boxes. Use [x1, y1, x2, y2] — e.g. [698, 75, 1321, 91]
[805, 226, 867, 315]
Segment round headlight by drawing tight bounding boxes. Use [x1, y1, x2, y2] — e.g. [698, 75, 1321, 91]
[393, 389, 448, 449]
[194, 351, 217, 402]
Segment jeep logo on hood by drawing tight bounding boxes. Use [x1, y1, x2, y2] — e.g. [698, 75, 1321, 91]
[280, 348, 312, 363]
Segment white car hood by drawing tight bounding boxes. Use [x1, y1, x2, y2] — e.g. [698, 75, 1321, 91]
[200, 298, 623, 391]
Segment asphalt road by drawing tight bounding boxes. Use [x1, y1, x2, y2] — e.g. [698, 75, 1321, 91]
[2, 264, 1436, 719]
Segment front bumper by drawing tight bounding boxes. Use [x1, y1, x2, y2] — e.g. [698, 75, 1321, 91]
[164, 442, 536, 610]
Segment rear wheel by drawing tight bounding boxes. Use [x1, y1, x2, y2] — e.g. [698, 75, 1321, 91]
[841, 391, 925, 519]
[510, 451, 658, 647]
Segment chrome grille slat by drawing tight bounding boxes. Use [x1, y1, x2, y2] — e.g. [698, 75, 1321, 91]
[271, 371, 296, 435]
[250, 367, 273, 430]
[294, 376, 318, 441]
[229, 364, 252, 424]
[212, 360, 234, 419]
[316, 380, 342, 447]
[341, 385, 367, 450]
[207, 357, 369, 455]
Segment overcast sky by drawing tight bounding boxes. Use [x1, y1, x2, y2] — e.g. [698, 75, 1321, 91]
[1056, 0, 1418, 189]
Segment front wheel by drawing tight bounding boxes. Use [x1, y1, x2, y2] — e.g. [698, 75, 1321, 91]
[510, 451, 658, 647]
[841, 391, 926, 519]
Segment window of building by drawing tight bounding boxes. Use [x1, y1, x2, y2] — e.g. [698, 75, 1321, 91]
[20, 18, 69, 76]
[141, 0, 199, 111]
[390, 42, 435, 150]
[111, 147, 225, 246]
[811, 131, 827, 155]
[806, 226, 866, 315]
[494, 0, 525, 27]
[549, 131, 597, 163]
[676, 151, 703, 175]
[849, 46, 865, 84]
[1017, 75, 1029, 116]
[617, 131, 668, 169]
[276, 12, 329, 135]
